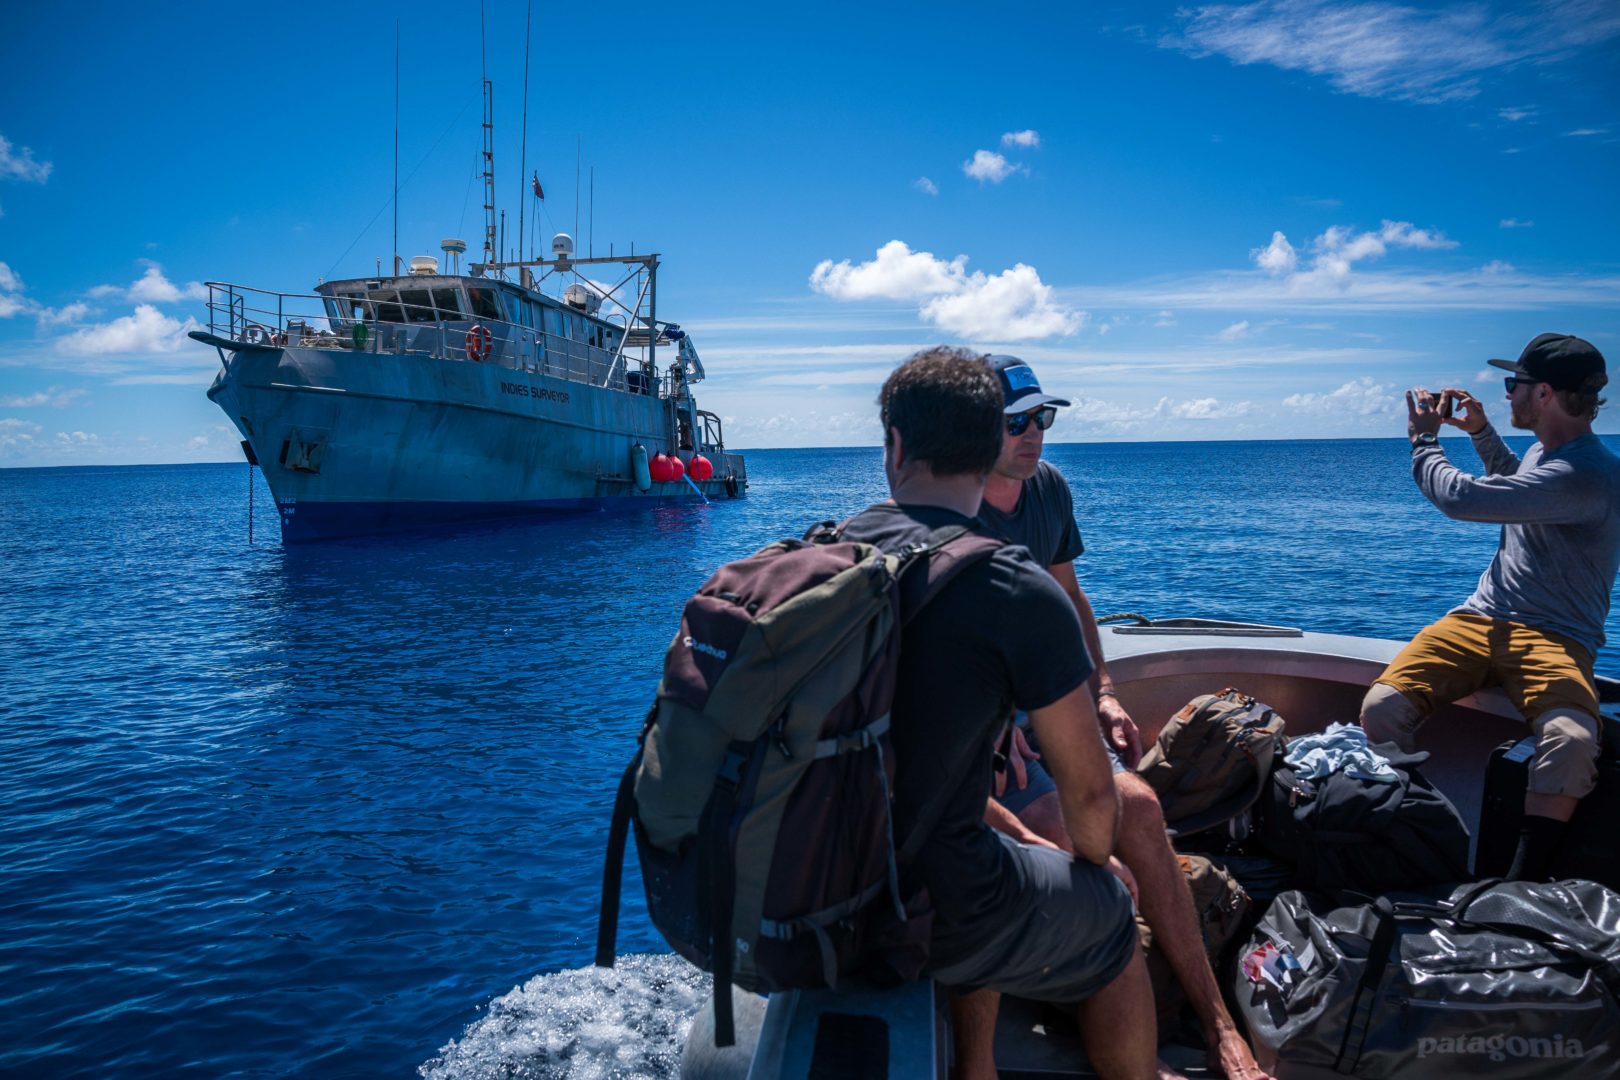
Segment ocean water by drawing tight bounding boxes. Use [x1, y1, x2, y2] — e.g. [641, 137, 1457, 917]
[2, 439, 1616, 1078]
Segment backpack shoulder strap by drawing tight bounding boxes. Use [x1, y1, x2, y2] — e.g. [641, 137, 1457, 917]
[896, 524, 1005, 625]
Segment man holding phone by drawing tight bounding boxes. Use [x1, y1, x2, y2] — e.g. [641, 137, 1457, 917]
[1361, 333, 1619, 881]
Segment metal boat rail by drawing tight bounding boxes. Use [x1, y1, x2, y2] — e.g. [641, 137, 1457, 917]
[199, 281, 669, 398]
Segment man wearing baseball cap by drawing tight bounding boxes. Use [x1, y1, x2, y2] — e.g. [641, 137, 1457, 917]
[976, 355, 1273, 1080]
[1362, 332, 1619, 881]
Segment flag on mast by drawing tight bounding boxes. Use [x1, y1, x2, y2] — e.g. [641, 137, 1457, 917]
[532, 172, 545, 200]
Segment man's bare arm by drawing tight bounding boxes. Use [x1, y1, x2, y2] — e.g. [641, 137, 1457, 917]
[1028, 683, 1120, 863]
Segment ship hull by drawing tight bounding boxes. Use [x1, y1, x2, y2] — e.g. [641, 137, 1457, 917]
[207, 345, 746, 542]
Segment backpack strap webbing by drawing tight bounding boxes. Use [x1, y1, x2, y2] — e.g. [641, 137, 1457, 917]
[593, 752, 640, 970]
[701, 742, 751, 1047]
[891, 525, 1007, 867]
[596, 704, 662, 971]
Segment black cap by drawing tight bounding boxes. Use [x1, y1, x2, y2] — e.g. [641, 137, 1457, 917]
[1487, 333, 1608, 393]
[985, 355, 1071, 414]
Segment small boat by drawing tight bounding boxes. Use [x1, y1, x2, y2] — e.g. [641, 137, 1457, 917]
[680, 616, 1620, 1079]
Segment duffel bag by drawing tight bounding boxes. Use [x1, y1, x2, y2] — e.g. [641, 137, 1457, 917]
[1234, 879, 1620, 1078]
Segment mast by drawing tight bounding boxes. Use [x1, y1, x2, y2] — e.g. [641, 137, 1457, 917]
[479, 3, 497, 271]
[481, 79, 497, 270]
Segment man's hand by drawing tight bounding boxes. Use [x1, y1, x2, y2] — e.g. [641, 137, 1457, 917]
[1098, 694, 1143, 769]
[992, 724, 1041, 797]
[1406, 388, 1444, 439]
[1439, 388, 1488, 434]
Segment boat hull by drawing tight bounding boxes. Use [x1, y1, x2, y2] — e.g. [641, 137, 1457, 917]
[207, 345, 746, 542]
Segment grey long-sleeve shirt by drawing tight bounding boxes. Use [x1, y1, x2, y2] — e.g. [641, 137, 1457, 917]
[1412, 425, 1620, 656]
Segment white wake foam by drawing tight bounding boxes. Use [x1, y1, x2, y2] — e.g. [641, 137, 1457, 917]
[420, 954, 710, 1079]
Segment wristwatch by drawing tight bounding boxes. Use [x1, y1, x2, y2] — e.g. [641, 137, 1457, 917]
[1411, 432, 1439, 450]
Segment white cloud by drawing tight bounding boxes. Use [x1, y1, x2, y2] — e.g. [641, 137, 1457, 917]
[1499, 218, 1534, 228]
[93, 262, 209, 305]
[1164, 0, 1620, 105]
[920, 264, 1082, 341]
[1277, 220, 1458, 291]
[0, 293, 26, 319]
[1282, 376, 1398, 415]
[1157, 396, 1255, 420]
[37, 302, 90, 327]
[1252, 231, 1298, 275]
[56, 304, 201, 356]
[1567, 128, 1609, 137]
[1498, 106, 1536, 123]
[810, 240, 967, 301]
[0, 386, 85, 408]
[913, 176, 938, 196]
[0, 261, 22, 293]
[1217, 320, 1251, 341]
[810, 241, 1082, 342]
[55, 430, 99, 448]
[0, 134, 52, 183]
[963, 150, 1021, 183]
[1001, 129, 1041, 148]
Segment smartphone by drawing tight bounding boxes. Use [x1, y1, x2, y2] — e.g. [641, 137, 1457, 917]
[1440, 393, 1454, 418]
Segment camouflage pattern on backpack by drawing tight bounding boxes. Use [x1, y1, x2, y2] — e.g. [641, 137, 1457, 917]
[1135, 688, 1287, 839]
[1136, 853, 1253, 1039]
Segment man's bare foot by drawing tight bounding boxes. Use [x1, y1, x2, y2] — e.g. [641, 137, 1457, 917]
[1157, 1059, 1189, 1080]
[1208, 1022, 1273, 1080]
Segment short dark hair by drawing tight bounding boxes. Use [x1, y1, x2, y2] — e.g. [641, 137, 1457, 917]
[878, 346, 1002, 476]
[1554, 376, 1607, 422]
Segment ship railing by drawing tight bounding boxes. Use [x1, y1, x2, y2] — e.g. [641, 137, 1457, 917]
[202, 282, 673, 399]
[696, 409, 726, 453]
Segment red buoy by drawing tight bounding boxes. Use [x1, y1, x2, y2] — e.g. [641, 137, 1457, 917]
[668, 454, 686, 482]
[689, 455, 713, 482]
[649, 452, 674, 483]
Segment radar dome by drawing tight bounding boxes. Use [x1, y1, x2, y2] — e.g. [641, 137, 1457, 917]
[551, 233, 575, 258]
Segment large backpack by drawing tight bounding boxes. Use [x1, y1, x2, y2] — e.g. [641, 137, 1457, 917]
[595, 521, 1003, 1046]
[1255, 745, 1471, 894]
[1135, 688, 1287, 840]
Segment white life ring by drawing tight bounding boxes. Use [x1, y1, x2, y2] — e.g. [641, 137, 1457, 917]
[242, 324, 271, 345]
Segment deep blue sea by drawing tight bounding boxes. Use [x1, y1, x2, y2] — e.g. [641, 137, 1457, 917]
[3, 439, 1617, 1078]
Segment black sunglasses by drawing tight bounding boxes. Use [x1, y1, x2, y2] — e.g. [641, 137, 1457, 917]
[1503, 376, 1544, 393]
[1007, 406, 1057, 437]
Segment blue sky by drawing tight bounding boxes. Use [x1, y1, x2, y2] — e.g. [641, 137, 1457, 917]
[2, 0, 1617, 465]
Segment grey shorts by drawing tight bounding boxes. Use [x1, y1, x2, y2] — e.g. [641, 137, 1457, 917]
[999, 721, 1126, 815]
[926, 835, 1138, 1003]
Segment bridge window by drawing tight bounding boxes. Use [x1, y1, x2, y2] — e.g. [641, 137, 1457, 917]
[431, 288, 463, 317]
[465, 287, 503, 322]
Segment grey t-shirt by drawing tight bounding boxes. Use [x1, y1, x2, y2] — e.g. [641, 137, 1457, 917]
[1412, 426, 1620, 656]
[974, 460, 1085, 567]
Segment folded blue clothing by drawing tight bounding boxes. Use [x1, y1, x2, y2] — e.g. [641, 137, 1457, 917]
[1283, 722, 1399, 783]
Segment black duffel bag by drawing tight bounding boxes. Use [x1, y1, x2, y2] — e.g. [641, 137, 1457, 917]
[1256, 746, 1470, 893]
[1234, 880, 1620, 1078]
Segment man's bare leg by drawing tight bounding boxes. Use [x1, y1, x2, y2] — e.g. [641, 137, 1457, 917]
[1015, 790, 1070, 851]
[1077, 948, 1159, 1079]
[1113, 774, 1271, 1080]
[950, 988, 1000, 1080]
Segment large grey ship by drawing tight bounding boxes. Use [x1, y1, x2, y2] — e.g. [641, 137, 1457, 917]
[194, 231, 747, 542]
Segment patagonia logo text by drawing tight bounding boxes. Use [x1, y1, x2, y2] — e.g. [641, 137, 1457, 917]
[684, 636, 728, 661]
[1417, 1034, 1597, 1063]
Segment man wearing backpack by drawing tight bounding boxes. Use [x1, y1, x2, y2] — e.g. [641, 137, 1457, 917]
[1362, 333, 1618, 882]
[838, 346, 1155, 1080]
[975, 355, 1273, 1080]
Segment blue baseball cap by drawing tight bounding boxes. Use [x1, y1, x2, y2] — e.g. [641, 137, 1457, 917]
[986, 355, 1071, 414]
